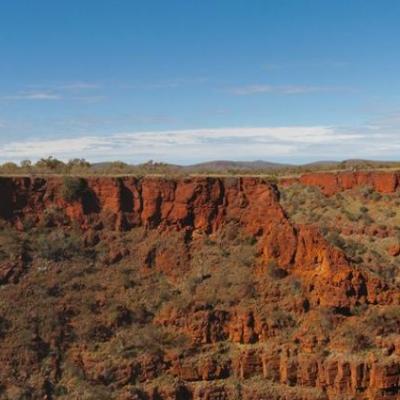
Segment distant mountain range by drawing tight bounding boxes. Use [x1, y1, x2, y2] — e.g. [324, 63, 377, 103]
[89, 159, 400, 174]
[183, 160, 293, 171]
[147, 159, 396, 169]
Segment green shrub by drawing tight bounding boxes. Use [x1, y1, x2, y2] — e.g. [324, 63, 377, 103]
[385, 210, 396, 218]
[0, 162, 20, 174]
[361, 213, 374, 225]
[0, 316, 10, 339]
[344, 210, 360, 222]
[122, 325, 189, 356]
[36, 231, 82, 261]
[344, 239, 366, 257]
[269, 309, 296, 330]
[41, 206, 67, 227]
[204, 237, 216, 246]
[359, 186, 374, 199]
[370, 191, 382, 201]
[267, 260, 288, 279]
[345, 331, 372, 352]
[365, 307, 400, 335]
[326, 231, 346, 250]
[0, 227, 28, 262]
[36, 156, 66, 172]
[62, 177, 88, 202]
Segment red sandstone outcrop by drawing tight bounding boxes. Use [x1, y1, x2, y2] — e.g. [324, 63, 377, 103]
[281, 170, 400, 195]
[388, 244, 400, 257]
[105, 348, 400, 399]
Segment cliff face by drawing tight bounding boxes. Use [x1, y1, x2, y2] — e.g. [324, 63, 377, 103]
[0, 173, 399, 399]
[1, 175, 395, 306]
[281, 170, 400, 196]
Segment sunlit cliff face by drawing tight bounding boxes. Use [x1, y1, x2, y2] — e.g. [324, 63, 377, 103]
[0, 172, 399, 399]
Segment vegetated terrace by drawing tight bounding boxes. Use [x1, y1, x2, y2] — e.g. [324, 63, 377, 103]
[0, 156, 400, 178]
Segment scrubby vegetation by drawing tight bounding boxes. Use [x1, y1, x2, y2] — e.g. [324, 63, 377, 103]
[0, 211, 311, 398]
[0, 175, 400, 398]
[1, 156, 400, 177]
[280, 183, 400, 283]
[62, 176, 88, 202]
[35, 229, 84, 261]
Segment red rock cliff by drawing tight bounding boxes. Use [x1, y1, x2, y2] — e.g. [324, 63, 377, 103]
[281, 170, 400, 195]
[0, 175, 396, 308]
[0, 174, 399, 399]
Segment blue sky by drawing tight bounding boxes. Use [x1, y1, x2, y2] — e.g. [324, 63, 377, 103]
[0, 0, 399, 164]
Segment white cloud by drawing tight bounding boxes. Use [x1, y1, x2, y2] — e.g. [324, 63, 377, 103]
[69, 95, 107, 103]
[58, 82, 100, 90]
[229, 85, 352, 96]
[119, 77, 209, 90]
[2, 92, 61, 101]
[1, 91, 106, 103]
[263, 60, 349, 71]
[229, 85, 275, 95]
[1, 81, 103, 102]
[0, 125, 390, 164]
[26, 81, 101, 91]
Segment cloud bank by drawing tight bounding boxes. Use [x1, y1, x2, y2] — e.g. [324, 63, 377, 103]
[0, 126, 398, 164]
[229, 85, 352, 96]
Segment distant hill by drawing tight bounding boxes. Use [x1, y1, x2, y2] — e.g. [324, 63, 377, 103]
[183, 160, 293, 171]
[2, 158, 398, 177]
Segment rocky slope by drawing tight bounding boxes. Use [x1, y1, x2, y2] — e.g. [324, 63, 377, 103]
[0, 172, 399, 399]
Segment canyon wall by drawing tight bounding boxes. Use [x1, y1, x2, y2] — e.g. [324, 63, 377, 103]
[0, 172, 399, 399]
[1, 174, 396, 308]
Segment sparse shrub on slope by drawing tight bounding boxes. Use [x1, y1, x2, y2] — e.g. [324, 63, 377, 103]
[36, 230, 82, 261]
[62, 177, 88, 202]
[267, 259, 288, 279]
[0, 224, 28, 262]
